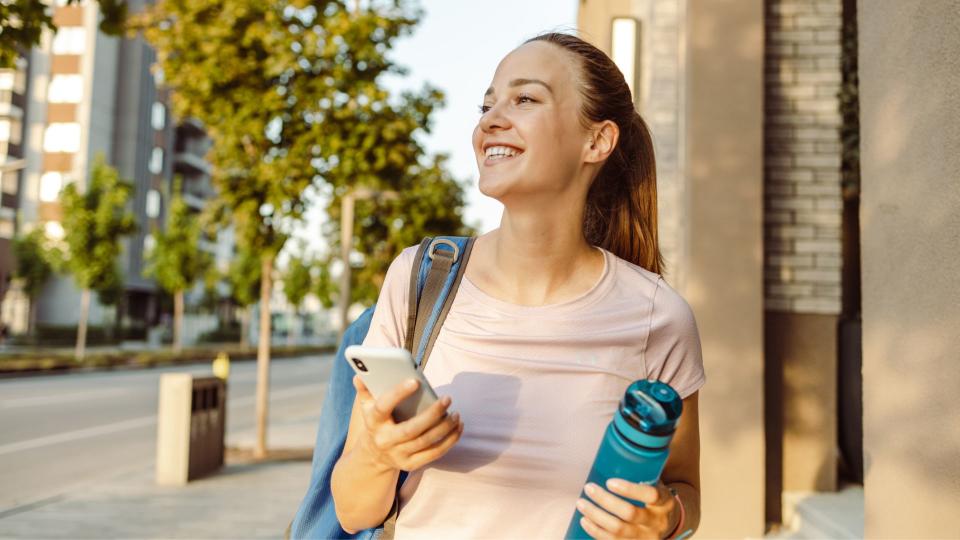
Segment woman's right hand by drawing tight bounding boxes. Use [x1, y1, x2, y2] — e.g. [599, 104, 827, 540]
[352, 375, 464, 472]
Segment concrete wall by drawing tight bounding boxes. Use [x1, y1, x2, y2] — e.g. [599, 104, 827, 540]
[858, 1, 960, 537]
[685, 0, 767, 536]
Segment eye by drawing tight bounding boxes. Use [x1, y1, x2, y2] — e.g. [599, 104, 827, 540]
[516, 93, 536, 104]
[478, 104, 490, 115]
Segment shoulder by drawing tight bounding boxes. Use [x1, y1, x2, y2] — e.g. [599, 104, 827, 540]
[608, 253, 697, 332]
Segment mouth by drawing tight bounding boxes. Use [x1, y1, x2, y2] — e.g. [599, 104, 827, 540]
[482, 145, 524, 166]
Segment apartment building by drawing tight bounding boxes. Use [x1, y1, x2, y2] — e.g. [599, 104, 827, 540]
[0, 56, 30, 330]
[3, 0, 230, 336]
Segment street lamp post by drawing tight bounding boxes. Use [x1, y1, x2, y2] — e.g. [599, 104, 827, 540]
[338, 188, 397, 339]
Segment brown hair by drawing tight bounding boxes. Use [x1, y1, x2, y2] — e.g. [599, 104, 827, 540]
[525, 32, 663, 274]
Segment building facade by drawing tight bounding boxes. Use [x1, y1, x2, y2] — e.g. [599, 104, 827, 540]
[2, 0, 230, 338]
[579, 0, 960, 538]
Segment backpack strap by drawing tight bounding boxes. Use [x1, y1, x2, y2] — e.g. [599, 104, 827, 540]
[381, 235, 474, 540]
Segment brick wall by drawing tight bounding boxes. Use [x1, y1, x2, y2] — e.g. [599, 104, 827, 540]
[764, 0, 844, 314]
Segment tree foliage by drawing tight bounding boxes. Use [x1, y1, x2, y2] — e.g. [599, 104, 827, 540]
[143, 178, 213, 296]
[282, 254, 313, 312]
[226, 247, 262, 308]
[12, 228, 54, 300]
[0, 0, 127, 68]
[59, 153, 137, 293]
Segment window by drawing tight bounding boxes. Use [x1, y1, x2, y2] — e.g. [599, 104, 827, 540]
[39, 172, 64, 202]
[0, 118, 21, 145]
[0, 72, 13, 91]
[148, 147, 164, 174]
[0, 119, 9, 142]
[43, 123, 81, 152]
[0, 218, 14, 239]
[51, 27, 86, 55]
[145, 189, 161, 218]
[48, 74, 83, 103]
[152, 66, 165, 86]
[151, 102, 166, 130]
[611, 18, 641, 103]
[143, 234, 156, 255]
[44, 220, 64, 240]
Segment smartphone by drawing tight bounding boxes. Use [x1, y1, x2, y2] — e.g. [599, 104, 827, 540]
[344, 345, 439, 422]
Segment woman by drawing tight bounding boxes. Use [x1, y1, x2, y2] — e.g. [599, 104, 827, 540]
[331, 32, 705, 539]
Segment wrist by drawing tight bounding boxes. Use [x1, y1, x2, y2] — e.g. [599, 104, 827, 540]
[663, 485, 686, 539]
[355, 438, 398, 476]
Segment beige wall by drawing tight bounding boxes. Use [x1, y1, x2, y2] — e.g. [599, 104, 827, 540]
[686, 0, 766, 536]
[858, 1, 960, 538]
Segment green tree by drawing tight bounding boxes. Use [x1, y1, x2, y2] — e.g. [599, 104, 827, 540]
[143, 179, 213, 353]
[226, 247, 261, 349]
[135, 0, 460, 458]
[0, 0, 127, 68]
[11, 228, 55, 337]
[59, 153, 136, 359]
[281, 252, 313, 345]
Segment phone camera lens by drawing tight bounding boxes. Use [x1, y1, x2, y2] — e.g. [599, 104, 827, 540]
[353, 359, 368, 372]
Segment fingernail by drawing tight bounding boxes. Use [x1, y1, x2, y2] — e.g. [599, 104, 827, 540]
[406, 379, 418, 389]
[442, 396, 452, 406]
[576, 499, 586, 511]
[450, 412, 460, 422]
[607, 479, 625, 491]
[584, 483, 597, 495]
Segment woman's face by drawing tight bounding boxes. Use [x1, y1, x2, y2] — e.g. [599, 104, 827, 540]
[472, 41, 592, 204]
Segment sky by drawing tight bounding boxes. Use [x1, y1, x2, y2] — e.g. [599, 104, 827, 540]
[292, 0, 579, 256]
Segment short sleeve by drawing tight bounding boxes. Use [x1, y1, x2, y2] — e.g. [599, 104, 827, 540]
[361, 246, 420, 349]
[643, 278, 706, 399]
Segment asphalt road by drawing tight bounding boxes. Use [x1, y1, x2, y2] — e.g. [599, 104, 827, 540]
[0, 354, 333, 514]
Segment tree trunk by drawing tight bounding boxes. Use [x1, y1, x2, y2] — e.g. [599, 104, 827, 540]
[240, 305, 250, 348]
[173, 289, 184, 354]
[28, 297, 37, 338]
[75, 288, 90, 360]
[254, 254, 273, 459]
[287, 308, 296, 346]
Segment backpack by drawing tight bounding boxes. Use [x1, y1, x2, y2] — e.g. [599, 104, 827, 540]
[289, 236, 476, 539]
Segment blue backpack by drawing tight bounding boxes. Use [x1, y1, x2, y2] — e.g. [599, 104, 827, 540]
[289, 236, 475, 539]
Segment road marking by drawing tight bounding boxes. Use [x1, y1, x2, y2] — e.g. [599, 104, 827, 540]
[0, 383, 324, 457]
[0, 388, 132, 409]
[0, 416, 155, 457]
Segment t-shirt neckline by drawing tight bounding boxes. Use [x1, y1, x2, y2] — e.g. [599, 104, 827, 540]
[459, 247, 616, 315]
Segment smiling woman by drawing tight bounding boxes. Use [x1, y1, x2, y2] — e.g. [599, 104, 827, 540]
[329, 32, 704, 540]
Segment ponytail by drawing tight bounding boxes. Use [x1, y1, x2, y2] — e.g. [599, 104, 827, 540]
[526, 33, 663, 274]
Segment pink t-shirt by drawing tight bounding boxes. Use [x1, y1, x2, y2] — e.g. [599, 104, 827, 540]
[362, 245, 706, 539]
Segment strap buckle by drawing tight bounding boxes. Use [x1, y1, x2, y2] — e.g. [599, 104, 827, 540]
[428, 238, 460, 262]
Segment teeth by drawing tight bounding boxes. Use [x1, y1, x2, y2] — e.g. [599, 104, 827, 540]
[485, 145, 521, 159]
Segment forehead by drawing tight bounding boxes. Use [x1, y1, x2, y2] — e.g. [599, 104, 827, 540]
[486, 41, 580, 98]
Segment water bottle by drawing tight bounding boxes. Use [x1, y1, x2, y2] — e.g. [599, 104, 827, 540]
[565, 380, 683, 539]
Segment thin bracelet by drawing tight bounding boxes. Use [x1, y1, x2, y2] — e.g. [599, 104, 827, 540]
[664, 487, 687, 539]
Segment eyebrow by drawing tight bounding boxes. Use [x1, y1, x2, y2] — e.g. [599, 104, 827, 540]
[484, 78, 554, 97]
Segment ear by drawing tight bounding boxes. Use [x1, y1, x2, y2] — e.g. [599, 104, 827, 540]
[583, 120, 619, 165]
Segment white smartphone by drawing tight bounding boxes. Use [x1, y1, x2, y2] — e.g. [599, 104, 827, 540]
[344, 345, 439, 422]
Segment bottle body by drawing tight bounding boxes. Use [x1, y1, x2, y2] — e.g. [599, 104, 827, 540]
[565, 380, 681, 539]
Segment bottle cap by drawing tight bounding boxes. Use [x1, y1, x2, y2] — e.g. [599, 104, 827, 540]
[619, 380, 683, 436]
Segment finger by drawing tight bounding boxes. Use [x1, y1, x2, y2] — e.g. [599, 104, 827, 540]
[576, 497, 630, 537]
[578, 516, 615, 540]
[392, 396, 453, 442]
[353, 375, 372, 399]
[582, 482, 642, 524]
[405, 419, 464, 470]
[397, 410, 460, 452]
[371, 378, 421, 421]
[606, 479, 671, 511]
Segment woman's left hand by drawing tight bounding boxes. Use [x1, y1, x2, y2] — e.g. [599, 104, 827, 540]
[576, 479, 678, 539]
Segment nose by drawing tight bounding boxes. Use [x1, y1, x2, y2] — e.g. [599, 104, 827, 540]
[478, 99, 512, 133]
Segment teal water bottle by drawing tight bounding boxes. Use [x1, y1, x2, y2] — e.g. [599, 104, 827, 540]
[565, 380, 683, 539]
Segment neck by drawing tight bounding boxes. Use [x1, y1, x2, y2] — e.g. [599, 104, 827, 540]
[473, 204, 604, 306]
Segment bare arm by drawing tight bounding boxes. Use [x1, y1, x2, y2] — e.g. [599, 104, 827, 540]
[331, 377, 463, 534]
[662, 391, 702, 535]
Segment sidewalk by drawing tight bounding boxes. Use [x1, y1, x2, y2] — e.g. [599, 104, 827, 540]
[0, 412, 320, 539]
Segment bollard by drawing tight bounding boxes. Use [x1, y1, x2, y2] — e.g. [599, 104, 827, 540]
[213, 351, 230, 380]
[156, 373, 227, 486]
